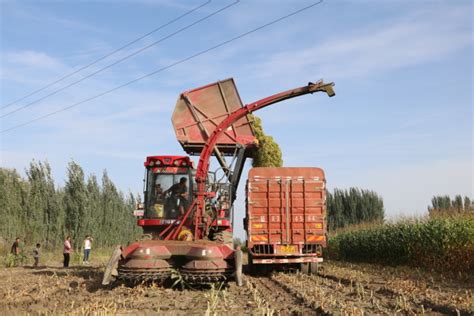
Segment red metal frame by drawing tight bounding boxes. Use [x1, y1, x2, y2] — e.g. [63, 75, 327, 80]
[163, 80, 335, 240]
[138, 218, 231, 227]
[144, 155, 193, 168]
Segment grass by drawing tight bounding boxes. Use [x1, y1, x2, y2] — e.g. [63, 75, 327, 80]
[328, 213, 474, 272]
[0, 246, 115, 267]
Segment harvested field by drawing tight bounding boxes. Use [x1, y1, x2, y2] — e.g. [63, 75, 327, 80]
[1, 261, 472, 315]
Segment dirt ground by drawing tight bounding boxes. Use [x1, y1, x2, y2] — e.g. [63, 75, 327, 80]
[0, 260, 472, 315]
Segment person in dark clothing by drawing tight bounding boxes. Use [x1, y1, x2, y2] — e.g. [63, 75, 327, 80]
[154, 183, 163, 198]
[164, 177, 188, 216]
[11, 237, 21, 256]
[33, 243, 41, 267]
[63, 236, 72, 268]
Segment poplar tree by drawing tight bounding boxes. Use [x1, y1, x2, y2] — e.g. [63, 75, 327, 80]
[326, 188, 384, 230]
[64, 161, 88, 248]
[0, 160, 141, 250]
[0, 169, 28, 241]
[428, 194, 473, 215]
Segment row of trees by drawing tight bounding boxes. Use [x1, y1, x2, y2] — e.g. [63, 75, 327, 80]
[327, 188, 385, 231]
[0, 160, 141, 250]
[428, 195, 472, 216]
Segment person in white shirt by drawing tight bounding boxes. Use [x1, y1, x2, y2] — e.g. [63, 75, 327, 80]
[83, 235, 93, 265]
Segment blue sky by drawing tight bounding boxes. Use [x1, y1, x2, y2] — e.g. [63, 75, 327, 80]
[1, 0, 472, 238]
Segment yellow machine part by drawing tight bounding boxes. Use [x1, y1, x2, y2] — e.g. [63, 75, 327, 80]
[178, 227, 193, 241]
[154, 204, 164, 218]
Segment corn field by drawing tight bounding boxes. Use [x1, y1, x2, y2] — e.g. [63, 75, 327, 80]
[328, 214, 474, 272]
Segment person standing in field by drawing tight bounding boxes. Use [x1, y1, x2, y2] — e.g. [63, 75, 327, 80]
[63, 236, 72, 268]
[83, 235, 93, 265]
[10, 237, 21, 256]
[32, 243, 41, 268]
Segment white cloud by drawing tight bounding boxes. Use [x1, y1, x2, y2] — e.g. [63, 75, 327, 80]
[3, 51, 64, 70]
[6, 2, 106, 34]
[252, 4, 473, 80]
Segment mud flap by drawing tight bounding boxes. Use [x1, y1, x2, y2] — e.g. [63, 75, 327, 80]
[102, 245, 122, 286]
[234, 247, 243, 286]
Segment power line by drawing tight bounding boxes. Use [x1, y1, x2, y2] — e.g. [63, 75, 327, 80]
[1, 0, 211, 110]
[0, 0, 238, 118]
[1, 0, 324, 134]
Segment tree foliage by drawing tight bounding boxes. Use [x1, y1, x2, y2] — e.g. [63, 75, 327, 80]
[249, 114, 283, 167]
[0, 160, 141, 250]
[428, 195, 472, 216]
[327, 188, 385, 231]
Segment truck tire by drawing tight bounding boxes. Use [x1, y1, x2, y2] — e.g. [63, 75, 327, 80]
[310, 262, 319, 275]
[248, 253, 256, 276]
[300, 262, 310, 275]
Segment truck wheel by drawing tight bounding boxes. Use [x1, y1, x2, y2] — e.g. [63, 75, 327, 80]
[300, 262, 310, 275]
[310, 262, 319, 275]
[248, 253, 261, 276]
[235, 248, 243, 286]
[247, 253, 255, 276]
[257, 264, 270, 276]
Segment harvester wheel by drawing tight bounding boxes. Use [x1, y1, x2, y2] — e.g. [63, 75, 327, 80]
[234, 247, 243, 286]
[310, 262, 319, 275]
[102, 245, 122, 286]
[300, 262, 310, 275]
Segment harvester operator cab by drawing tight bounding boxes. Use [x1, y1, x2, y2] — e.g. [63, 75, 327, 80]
[143, 156, 193, 219]
[138, 154, 234, 239]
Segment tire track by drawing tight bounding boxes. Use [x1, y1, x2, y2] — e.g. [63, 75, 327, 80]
[246, 275, 321, 315]
[272, 272, 407, 315]
[315, 270, 472, 316]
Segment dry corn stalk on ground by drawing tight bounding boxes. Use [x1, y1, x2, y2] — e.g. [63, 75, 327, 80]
[0, 260, 472, 315]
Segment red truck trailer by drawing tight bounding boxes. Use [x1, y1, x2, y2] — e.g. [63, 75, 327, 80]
[245, 167, 326, 275]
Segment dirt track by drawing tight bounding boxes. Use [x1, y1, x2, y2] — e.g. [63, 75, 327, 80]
[0, 261, 472, 315]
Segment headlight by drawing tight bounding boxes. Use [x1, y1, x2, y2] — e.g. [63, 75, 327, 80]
[173, 160, 180, 166]
[156, 160, 162, 166]
[149, 161, 155, 166]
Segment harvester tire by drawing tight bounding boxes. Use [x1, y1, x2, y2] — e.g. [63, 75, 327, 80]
[300, 262, 310, 275]
[235, 247, 243, 286]
[102, 245, 122, 286]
